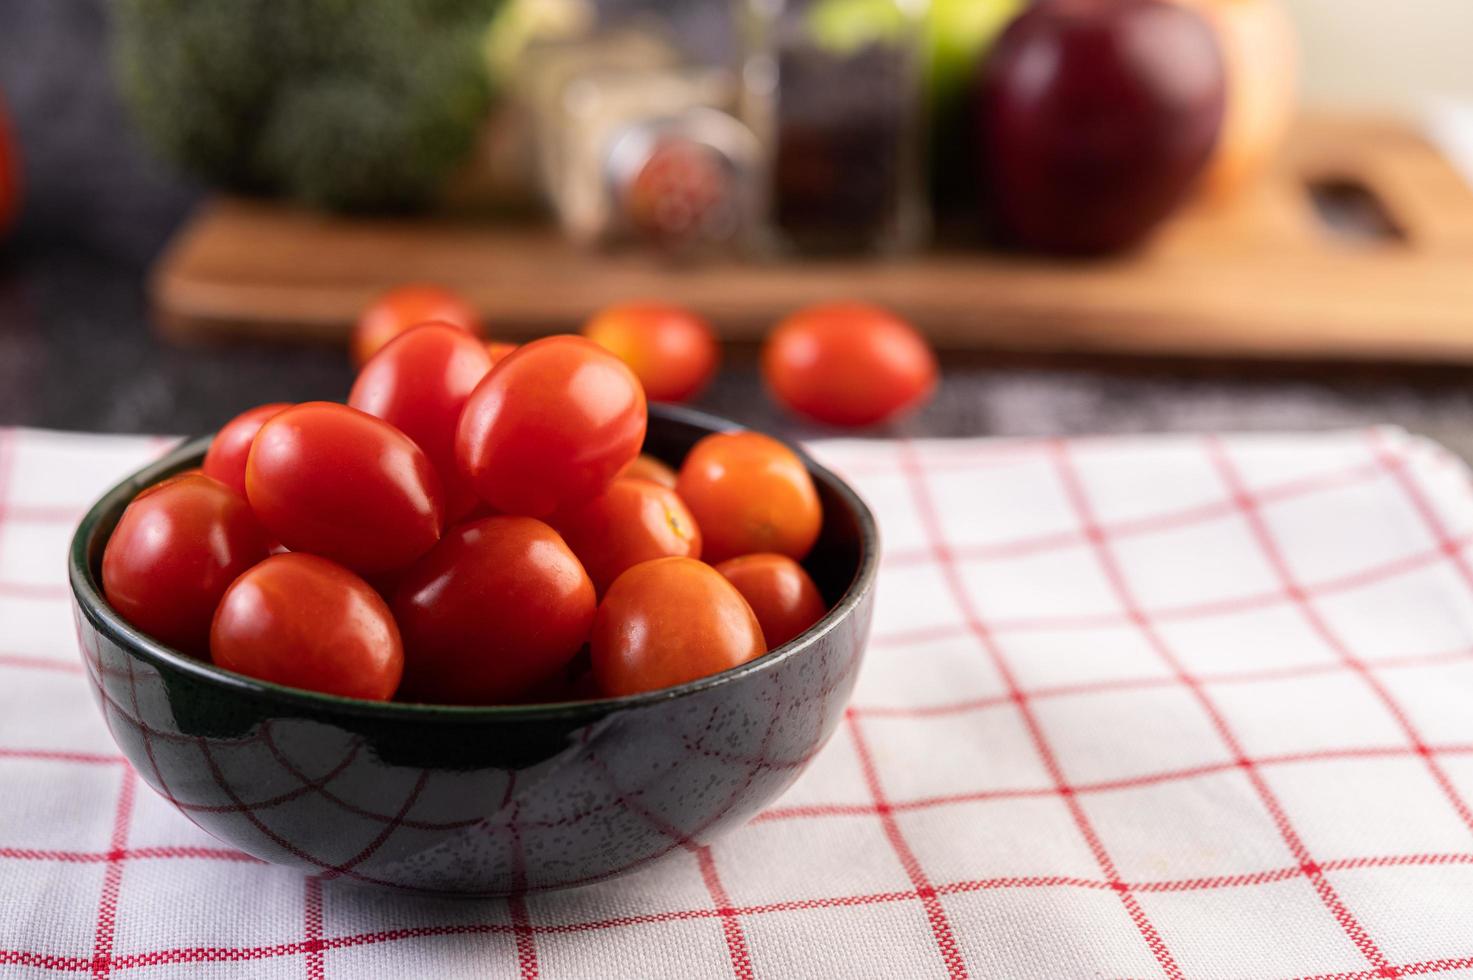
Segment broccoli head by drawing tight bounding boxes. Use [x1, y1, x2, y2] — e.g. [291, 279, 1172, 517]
[113, 0, 503, 211]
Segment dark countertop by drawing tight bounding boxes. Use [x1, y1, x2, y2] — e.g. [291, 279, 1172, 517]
[3, 1, 1473, 455]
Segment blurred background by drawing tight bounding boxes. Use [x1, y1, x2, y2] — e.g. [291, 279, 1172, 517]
[1, 0, 1472, 447]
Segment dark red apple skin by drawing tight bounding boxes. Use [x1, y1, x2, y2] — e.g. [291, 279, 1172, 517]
[977, 0, 1226, 255]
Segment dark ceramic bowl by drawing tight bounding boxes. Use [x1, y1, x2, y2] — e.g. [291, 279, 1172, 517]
[68, 405, 877, 895]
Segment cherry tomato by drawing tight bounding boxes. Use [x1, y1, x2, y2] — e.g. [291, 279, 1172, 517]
[102, 474, 270, 656]
[246, 402, 444, 574]
[485, 341, 518, 366]
[349, 323, 491, 520]
[393, 516, 596, 704]
[715, 553, 827, 649]
[762, 303, 937, 427]
[211, 554, 402, 701]
[591, 557, 765, 697]
[552, 478, 701, 594]
[675, 431, 821, 563]
[456, 335, 647, 518]
[582, 302, 719, 403]
[620, 453, 678, 489]
[202, 403, 291, 496]
[351, 283, 480, 366]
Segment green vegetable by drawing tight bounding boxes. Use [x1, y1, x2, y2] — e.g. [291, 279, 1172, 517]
[927, 0, 1026, 108]
[114, 0, 502, 212]
[925, 0, 1026, 209]
[806, 0, 914, 56]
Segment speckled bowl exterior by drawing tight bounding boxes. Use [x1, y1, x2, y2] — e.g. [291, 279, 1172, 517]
[68, 405, 877, 896]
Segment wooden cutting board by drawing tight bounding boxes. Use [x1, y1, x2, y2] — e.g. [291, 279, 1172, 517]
[151, 114, 1473, 362]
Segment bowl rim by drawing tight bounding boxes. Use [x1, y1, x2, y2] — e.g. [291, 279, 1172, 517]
[68, 403, 879, 724]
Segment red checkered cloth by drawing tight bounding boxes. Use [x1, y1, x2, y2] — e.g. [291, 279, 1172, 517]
[4, 425, 1473, 979]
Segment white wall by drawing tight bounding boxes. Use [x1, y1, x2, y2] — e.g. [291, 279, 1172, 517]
[1283, 0, 1473, 114]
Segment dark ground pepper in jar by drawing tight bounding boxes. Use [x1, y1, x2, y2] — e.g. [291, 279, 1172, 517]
[742, 0, 928, 256]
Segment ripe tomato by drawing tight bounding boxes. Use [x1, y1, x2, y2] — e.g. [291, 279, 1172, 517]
[591, 557, 765, 697]
[393, 516, 596, 704]
[351, 283, 480, 366]
[582, 302, 720, 403]
[102, 474, 270, 656]
[552, 478, 702, 594]
[456, 335, 646, 518]
[202, 403, 291, 496]
[715, 553, 827, 649]
[675, 431, 821, 563]
[246, 402, 444, 574]
[349, 323, 491, 520]
[620, 453, 678, 489]
[210, 554, 403, 701]
[485, 341, 517, 366]
[762, 303, 937, 427]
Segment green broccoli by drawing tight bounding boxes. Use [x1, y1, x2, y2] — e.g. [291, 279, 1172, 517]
[113, 0, 503, 212]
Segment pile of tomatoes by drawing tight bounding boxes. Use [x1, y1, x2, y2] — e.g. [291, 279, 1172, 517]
[100, 286, 924, 705]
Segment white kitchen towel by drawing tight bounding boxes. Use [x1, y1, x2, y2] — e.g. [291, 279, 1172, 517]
[3, 425, 1473, 979]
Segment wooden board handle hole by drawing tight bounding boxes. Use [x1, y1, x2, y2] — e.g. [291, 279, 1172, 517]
[1307, 177, 1407, 245]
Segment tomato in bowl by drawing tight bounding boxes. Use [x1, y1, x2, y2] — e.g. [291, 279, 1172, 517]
[68, 405, 877, 895]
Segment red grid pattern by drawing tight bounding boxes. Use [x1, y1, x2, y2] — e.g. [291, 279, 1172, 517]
[5, 426, 1473, 977]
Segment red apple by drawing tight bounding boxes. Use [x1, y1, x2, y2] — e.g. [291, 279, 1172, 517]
[977, 0, 1226, 254]
[0, 92, 19, 235]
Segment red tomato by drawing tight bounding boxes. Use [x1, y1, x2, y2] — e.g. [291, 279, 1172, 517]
[102, 474, 270, 656]
[0, 95, 20, 235]
[762, 303, 937, 427]
[455, 335, 647, 518]
[485, 341, 518, 366]
[210, 554, 403, 701]
[582, 302, 719, 403]
[202, 403, 292, 497]
[620, 453, 678, 489]
[591, 557, 765, 697]
[246, 402, 444, 574]
[552, 478, 701, 594]
[351, 284, 480, 366]
[393, 516, 596, 704]
[675, 431, 821, 563]
[349, 323, 491, 520]
[715, 553, 827, 649]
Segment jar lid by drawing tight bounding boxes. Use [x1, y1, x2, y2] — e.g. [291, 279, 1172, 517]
[605, 109, 761, 253]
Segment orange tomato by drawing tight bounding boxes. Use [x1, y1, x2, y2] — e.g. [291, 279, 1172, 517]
[350, 284, 480, 366]
[715, 553, 827, 649]
[583, 302, 720, 403]
[552, 478, 702, 594]
[620, 453, 678, 489]
[675, 431, 821, 564]
[763, 303, 937, 427]
[485, 340, 518, 366]
[591, 557, 766, 696]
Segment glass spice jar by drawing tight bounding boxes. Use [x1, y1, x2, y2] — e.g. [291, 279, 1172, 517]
[537, 62, 763, 255]
[739, 0, 930, 256]
[519, 26, 685, 207]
